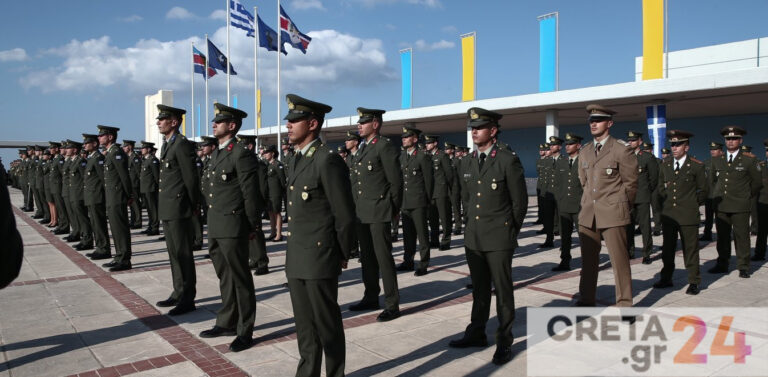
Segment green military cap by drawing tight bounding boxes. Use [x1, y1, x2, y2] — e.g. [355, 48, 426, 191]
[139, 140, 155, 149]
[721, 125, 746, 138]
[213, 103, 248, 122]
[741, 145, 752, 153]
[82, 133, 98, 143]
[336, 145, 346, 153]
[346, 130, 361, 141]
[265, 144, 278, 154]
[48, 141, 61, 148]
[709, 141, 723, 150]
[626, 130, 643, 141]
[444, 142, 456, 150]
[401, 125, 421, 138]
[122, 139, 136, 146]
[643, 141, 654, 149]
[666, 129, 693, 143]
[356, 107, 385, 124]
[586, 104, 616, 120]
[661, 147, 671, 154]
[548, 136, 564, 145]
[34, 145, 44, 151]
[284, 94, 332, 121]
[467, 107, 502, 129]
[156, 104, 186, 120]
[17, 149, 26, 154]
[424, 135, 439, 143]
[201, 136, 217, 147]
[237, 134, 257, 145]
[43, 149, 51, 155]
[97, 125, 120, 135]
[462, 146, 470, 153]
[564, 133, 583, 144]
[68, 140, 83, 149]
[26, 145, 34, 150]
[538, 143, 548, 151]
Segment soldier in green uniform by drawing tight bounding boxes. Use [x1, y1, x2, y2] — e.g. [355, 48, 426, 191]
[82, 134, 109, 256]
[49, 142, 70, 234]
[397, 126, 433, 276]
[652, 130, 707, 295]
[264, 145, 285, 242]
[283, 94, 356, 377]
[344, 130, 362, 259]
[97, 125, 133, 272]
[237, 135, 270, 275]
[153, 105, 200, 315]
[60, 142, 76, 241]
[344, 131, 360, 169]
[191, 145, 205, 250]
[42, 149, 56, 227]
[701, 142, 724, 241]
[552, 133, 583, 271]
[753, 139, 768, 261]
[281, 137, 293, 223]
[424, 135, 454, 250]
[709, 126, 762, 278]
[199, 136, 216, 242]
[625, 131, 658, 263]
[139, 142, 161, 236]
[34, 146, 51, 223]
[643, 141, 663, 236]
[448, 107, 527, 366]
[535, 144, 551, 233]
[348, 107, 403, 322]
[445, 142, 463, 235]
[661, 147, 670, 159]
[743, 145, 760, 235]
[19, 149, 32, 212]
[540, 136, 563, 248]
[67, 141, 93, 249]
[122, 140, 143, 230]
[198, 103, 264, 353]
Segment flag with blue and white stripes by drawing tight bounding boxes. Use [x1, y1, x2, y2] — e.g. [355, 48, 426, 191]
[646, 104, 666, 159]
[230, 0, 255, 37]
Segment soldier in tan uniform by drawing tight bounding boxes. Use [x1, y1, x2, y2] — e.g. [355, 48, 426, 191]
[576, 104, 638, 307]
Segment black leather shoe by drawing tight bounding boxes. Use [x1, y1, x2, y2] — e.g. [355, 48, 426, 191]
[192, 243, 203, 251]
[140, 228, 150, 234]
[551, 264, 571, 272]
[439, 244, 450, 251]
[156, 298, 178, 307]
[699, 233, 713, 241]
[652, 230, 661, 236]
[653, 280, 673, 289]
[38, 218, 50, 224]
[414, 268, 428, 276]
[76, 244, 94, 251]
[68, 236, 81, 243]
[634, 227, 642, 235]
[157, 236, 165, 241]
[538, 242, 554, 248]
[199, 326, 236, 338]
[685, 284, 700, 295]
[465, 283, 473, 289]
[453, 230, 462, 236]
[349, 300, 380, 312]
[448, 336, 488, 348]
[54, 229, 68, 235]
[145, 231, 160, 236]
[642, 257, 652, 265]
[492, 344, 513, 365]
[254, 266, 269, 276]
[554, 231, 560, 236]
[573, 300, 593, 307]
[168, 303, 196, 316]
[102, 261, 118, 268]
[708, 265, 728, 274]
[229, 336, 252, 352]
[535, 229, 546, 234]
[109, 263, 132, 272]
[396, 263, 414, 272]
[376, 309, 401, 322]
[89, 252, 111, 260]
[739, 270, 751, 278]
[131, 225, 143, 229]
[752, 255, 766, 261]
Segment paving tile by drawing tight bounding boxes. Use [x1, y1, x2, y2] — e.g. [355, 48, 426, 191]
[90, 335, 177, 366]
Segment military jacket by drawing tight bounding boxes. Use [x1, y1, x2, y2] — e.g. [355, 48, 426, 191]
[49, 154, 64, 194]
[538, 158, 553, 195]
[464, 146, 528, 251]
[658, 156, 707, 225]
[83, 151, 105, 206]
[578, 137, 638, 229]
[545, 155, 562, 196]
[401, 148, 433, 210]
[128, 153, 142, 190]
[285, 139, 356, 279]
[267, 160, 286, 202]
[61, 158, 71, 198]
[206, 138, 265, 238]
[554, 155, 582, 214]
[711, 151, 762, 213]
[352, 135, 403, 223]
[200, 156, 212, 198]
[703, 158, 716, 199]
[759, 161, 768, 205]
[158, 134, 199, 220]
[140, 155, 160, 193]
[457, 155, 472, 206]
[35, 158, 46, 191]
[430, 149, 454, 199]
[68, 156, 87, 201]
[28, 158, 38, 189]
[103, 144, 132, 206]
[634, 150, 659, 204]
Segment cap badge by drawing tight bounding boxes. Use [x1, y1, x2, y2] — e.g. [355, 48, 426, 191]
[402, 127, 407, 133]
[470, 109, 479, 119]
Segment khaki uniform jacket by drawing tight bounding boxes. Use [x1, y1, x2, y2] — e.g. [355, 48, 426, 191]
[711, 152, 762, 213]
[634, 151, 659, 204]
[578, 137, 638, 229]
[206, 139, 265, 238]
[430, 150, 454, 199]
[140, 155, 160, 193]
[68, 156, 86, 201]
[352, 135, 403, 224]
[464, 146, 528, 251]
[83, 151, 105, 206]
[285, 139, 356, 280]
[104, 144, 132, 206]
[554, 155, 582, 214]
[658, 156, 707, 226]
[401, 148, 433, 210]
[158, 134, 200, 220]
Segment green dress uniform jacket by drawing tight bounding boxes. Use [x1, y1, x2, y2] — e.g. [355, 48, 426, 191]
[84, 151, 109, 255]
[711, 153, 762, 213]
[635, 151, 659, 204]
[159, 135, 199, 220]
[128, 152, 143, 227]
[554, 156, 582, 214]
[353, 136, 403, 223]
[430, 150, 454, 199]
[400, 148, 433, 269]
[69, 155, 92, 245]
[266, 160, 286, 212]
[104, 144, 133, 265]
[140, 155, 160, 193]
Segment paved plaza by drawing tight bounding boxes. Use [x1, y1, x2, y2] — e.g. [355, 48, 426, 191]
[1, 187, 767, 377]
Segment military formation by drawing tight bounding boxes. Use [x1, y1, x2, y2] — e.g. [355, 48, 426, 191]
[6, 100, 768, 376]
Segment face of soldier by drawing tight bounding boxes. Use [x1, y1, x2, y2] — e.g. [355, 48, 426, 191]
[588, 118, 612, 139]
[670, 142, 689, 159]
[212, 120, 237, 139]
[425, 141, 437, 152]
[565, 143, 580, 156]
[401, 135, 417, 149]
[357, 119, 378, 140]
[97, 133, 112, 147]
[629, 139, 642, 150]
[203, 145, 213, 156]
[724, 137, 742, 153]
[122, 145, 132, 155]
[710, 149, 723, 157]
[549, 144, 561, 155]
[471, 125, 497, 148]
[344, 139, 358, 151]
[49, 147, 59, 156]
[286, 117, 318, 148]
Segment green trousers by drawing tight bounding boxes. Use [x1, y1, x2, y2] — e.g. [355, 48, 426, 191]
[72, 199, 92, 246]
[429, 196, 452, 248]
[401, 206, 430, 269]
[163, 218, 197, 305]
[659, 218, 700, 284]
[715, 211, 752, 271]
[463, 248, 515, 346]
[209, 236, 255, 338]
[628, 202, 653, 258]
[106, 203, 131, 264]
[358, 222, 399, 311]
[87, 203, 110, 255]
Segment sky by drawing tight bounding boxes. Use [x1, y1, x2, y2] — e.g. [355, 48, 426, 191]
[1, 0, 768, 165]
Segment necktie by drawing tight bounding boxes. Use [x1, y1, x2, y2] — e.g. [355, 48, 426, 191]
[675, 161, 680, 171]
[596, 143, 602, 156]
[728, 154, 733, 164]
[569, 158, 573, 168]
[479, 153, 486, 170]
[161, 140, 168, 156]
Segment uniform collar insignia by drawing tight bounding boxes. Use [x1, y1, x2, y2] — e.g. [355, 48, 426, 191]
[226, 142, 234, 152]
[490, 148, 497, 158]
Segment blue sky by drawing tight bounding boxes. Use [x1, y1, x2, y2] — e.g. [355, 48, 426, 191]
[1, 0, 767, 164]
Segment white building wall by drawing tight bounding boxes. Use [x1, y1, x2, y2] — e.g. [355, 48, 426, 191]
[144, 90, 173, 155]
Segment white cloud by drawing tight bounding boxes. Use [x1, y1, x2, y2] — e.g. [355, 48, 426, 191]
[118, 15, 143, 23]
[166, 6, 196, 20]
[209, 9, 226, 20]
[412, 39, 454, 51]
[291, 0, 325, 10]
[347, 0, 441, 8]
[20, 28, 395, 96]
[441, 25, 457, 33]
[0, 48, 28, 62]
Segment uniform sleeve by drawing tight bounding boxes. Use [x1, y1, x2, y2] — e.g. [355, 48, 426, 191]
[95, 156, 105, 180]
[235, 149, 265, 229]
[657, 163, 667, 200]
[151, 158, 160, 183]
[381, 142, 403, 212]
[115, 153, 133, 197]
[420, 154, 434, 202]
[441, 154, 454, 188]
[695, 163, 708, 204]
[320, 153, 357, 259]
[618, 144, 639, 204]
[749, 158, 763, 197]
[177, 140, 200, 208]
[277, 162, 287, 189]
[505, 154, 528, 230]
[647, 155, 659, 192]
[259, 162, 269, 202]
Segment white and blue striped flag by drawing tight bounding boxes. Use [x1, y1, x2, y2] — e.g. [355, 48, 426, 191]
[646, 104, 666, 158]
[230, 0, 255, 37]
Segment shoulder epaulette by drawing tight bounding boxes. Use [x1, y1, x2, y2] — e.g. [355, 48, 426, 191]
[616, 139, 630, 147]
[690, 157, 703, 164]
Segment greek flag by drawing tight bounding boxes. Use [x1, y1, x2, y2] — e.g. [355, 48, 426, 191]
[646, 104, 666, 158]
[230, 0, 255, 37]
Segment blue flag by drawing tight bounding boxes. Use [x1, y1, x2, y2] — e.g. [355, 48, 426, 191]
[258, 15, 287, 55]
[646, 104, 666, 158]
[279, 5, 311, 54]
[193, 47, 216, 79]
[207, 39, 237, 75]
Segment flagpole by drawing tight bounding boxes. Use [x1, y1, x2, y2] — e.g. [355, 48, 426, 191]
[190, 42, 195, 140]
[254, 6, 260, 147]
[276, 0, 282, 160]
[205, 34, 210, 137]
[226, 0, 231, 106]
